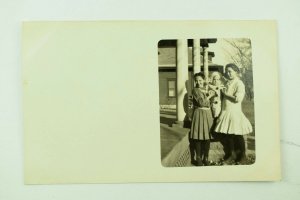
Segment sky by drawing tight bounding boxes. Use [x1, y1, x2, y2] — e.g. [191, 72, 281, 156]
[208, 38, 235, 67]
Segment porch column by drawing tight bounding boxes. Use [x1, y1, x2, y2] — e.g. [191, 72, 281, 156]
[193, 39, 201, 74]
[176, 39, 188, 123]
[203, 47, 209, 81]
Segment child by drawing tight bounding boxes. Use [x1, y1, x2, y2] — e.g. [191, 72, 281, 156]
[190, 72, 214, 166]
[208, 72, 231, 161]
[208, 72, 224, 118]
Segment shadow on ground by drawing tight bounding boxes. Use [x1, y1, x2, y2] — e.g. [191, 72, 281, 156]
[160, 116, 176, 127]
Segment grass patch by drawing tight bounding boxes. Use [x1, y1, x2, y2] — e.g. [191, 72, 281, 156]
[242, 99, 255, 135]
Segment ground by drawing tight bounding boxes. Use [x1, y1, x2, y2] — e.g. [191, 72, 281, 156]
[160, 99, 255, 167]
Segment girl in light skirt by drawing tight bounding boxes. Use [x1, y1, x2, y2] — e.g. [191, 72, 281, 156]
[214, 64, 253, 164]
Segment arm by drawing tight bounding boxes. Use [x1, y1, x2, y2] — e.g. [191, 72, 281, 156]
[193, 89, 212, 107]
[234, 81, 245, 103]
[221, 81, 245, 103]
[221, 88, 237, 102]
[208, 84, 225, 97]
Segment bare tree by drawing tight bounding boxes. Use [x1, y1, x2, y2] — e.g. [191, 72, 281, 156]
[223, 38, 254, 101]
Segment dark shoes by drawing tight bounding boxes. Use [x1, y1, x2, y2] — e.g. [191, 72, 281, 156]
[196, 157, 203, 166]
[203, 157, 210, 166]
[193, 157, 210, 166]
[223, 153, 231, 161]
[235, 153, 247, 165]
[222, 151, 237, 165]
[191, 157, 203, 166]
[221, 152, 248, 165]
[191, 159, 197, 166]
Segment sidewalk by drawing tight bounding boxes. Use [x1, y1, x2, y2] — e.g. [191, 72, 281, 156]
[160, 123, 256, 167]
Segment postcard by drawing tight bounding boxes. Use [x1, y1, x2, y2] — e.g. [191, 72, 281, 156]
[22, 21, 281, 183]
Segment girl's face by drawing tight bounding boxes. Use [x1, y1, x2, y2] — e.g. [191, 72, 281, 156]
[195, 76, 204, 87]
[226, 67, 238, 80]
[212, 75, 221, 86]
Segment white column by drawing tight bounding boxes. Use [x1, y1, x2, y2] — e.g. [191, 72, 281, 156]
[193, 39, 201, 74]
[203, 47, 209, 81]
[176, 39, 188, 123]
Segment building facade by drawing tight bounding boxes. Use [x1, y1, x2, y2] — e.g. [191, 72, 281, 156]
[158, 39, 223, 125]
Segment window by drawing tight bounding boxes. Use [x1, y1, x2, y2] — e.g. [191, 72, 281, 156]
[168, 79, 176, 97]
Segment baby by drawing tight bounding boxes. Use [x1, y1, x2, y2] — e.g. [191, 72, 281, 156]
[208, 72, 224, 118]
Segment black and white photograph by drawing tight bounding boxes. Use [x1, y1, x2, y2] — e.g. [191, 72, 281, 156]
[22, 21, 280, 184]
[4, 0, 300, 197]
[159, 39, 255, 167]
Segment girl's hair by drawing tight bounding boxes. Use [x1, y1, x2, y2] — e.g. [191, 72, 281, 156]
[225, 63, 240, 73]
[194, 72, 205, 80]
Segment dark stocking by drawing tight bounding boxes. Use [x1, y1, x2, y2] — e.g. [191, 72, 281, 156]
[195, 141, 203, 166]
[189, 139, 196, 164]
[234, 135, 246, 162]
[203, 140, 211, 166]
[226, 134, 236, 161]
[220, 134, 230, 160]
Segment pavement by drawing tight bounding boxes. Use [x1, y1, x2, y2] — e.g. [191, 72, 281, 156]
[160, 122, 256, 167]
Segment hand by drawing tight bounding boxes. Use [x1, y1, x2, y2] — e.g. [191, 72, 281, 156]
[205, 90, 215, 100]
[219, 85, 226, 90]
[221, 88, 236, 102]
[208, 90, 215, 97]
[221, 88, 227, 96]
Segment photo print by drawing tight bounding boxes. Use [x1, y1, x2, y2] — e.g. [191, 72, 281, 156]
[158, 38, 255, 167]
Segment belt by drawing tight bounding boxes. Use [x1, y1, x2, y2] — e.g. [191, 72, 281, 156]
[194, 107, 210, 110]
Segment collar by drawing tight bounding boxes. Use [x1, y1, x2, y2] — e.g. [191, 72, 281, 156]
[195, 85, 208, 93]
[226, 77, 239, 86]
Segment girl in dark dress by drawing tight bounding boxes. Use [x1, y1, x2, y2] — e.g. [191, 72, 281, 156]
[190, 72, 214, 166]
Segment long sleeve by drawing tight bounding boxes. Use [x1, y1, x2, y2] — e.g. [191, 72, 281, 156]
[192, 89, 210, 107]
[234, 80, 245, 103]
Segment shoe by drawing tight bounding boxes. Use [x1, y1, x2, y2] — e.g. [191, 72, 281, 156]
[191, 159, 197, 166]
[203, 158, 210, 166]
[196, 157, 203, 166]
[236, 154, 247, 165]
[223, 153, 231, 161]
[223, 153, 236, 165]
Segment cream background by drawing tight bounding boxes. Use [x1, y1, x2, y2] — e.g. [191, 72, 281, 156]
[1, 0, 300, 199]
[23, 21, 280, 183]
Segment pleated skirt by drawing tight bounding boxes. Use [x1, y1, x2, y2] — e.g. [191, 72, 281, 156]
[190, 108, 213, 140]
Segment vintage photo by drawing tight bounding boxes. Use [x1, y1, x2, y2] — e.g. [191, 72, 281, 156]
[159, 39, 255, 167]
[23, 21, 280, 183]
